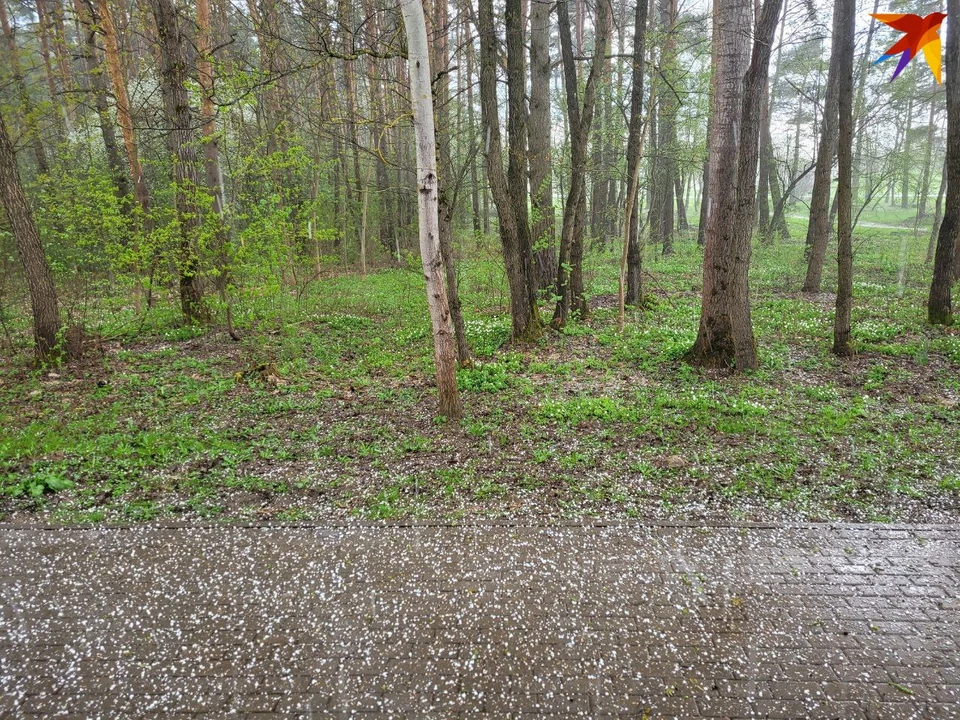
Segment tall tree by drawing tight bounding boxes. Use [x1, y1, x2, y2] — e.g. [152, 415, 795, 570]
[802, 1, 843, 294]
[196, 0, 239, 339]
[398, 0, 463, 419]
[832, 0, 855, 356]
[0, 112, 60, 362]
[553, 0, 610, 326]
[529, 0, 556, 289]
[149, 0, 206, 322]
[429, 0, 471, 365]
[0, 0, 50, 175]
[687, 0, 782, 370]
[619, 0, 649, 318]
[75, 0, 130, 204]
[96, 0, 152, 228]
[649, 0, 678, 255]
[928, 0, 959, 324]
[477, 0, 542, 340]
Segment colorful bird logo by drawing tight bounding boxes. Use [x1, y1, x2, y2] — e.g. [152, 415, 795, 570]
[872, 11, 947, 83]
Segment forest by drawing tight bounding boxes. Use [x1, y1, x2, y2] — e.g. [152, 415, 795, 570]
[0, 0, 957, 525]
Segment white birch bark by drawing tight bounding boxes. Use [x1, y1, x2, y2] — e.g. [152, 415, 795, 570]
[398, 0, 463, 419]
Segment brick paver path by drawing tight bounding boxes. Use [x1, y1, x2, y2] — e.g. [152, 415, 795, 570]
[0, 523, 957, 718]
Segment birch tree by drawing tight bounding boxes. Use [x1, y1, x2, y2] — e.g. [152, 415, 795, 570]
[398, 0, 463, 419]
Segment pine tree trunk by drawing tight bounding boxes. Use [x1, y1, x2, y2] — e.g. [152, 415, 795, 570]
[832, 0, 855, 356]
[35, 0, 67, 135]
[97, 0, 152, 229]
[928, 0, 960, 325]
[75, 0, 130, 204]
[0, 113, 61, 362]
[398, 0, 463, 419]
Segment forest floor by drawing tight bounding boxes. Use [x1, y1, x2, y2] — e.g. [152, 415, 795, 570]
[0, 214, 958, 525]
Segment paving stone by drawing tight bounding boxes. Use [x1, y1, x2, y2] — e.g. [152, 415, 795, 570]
[0, 522, 957, 718]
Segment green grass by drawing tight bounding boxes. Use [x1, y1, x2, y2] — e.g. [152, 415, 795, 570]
[0, 206, 957, 524]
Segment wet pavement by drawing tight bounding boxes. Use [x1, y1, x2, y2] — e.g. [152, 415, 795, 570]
[0, 522, 957, 718]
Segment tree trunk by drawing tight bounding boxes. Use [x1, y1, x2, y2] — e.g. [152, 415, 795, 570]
[757, 0, 788, 236]
[801, 0, 843, 293]
[465, 10, 481, 237]
[196, 0, 238, 339]
[653, 0, 678, 255]
[529, 0, 556, 290]
[97, 0, 152, 229]
[477, 0, 542, 341]
[832, 0, 855, 356]
[928, 0, 960, 325]
[431, 0, 471, 365]
[505, 0, 540, 314]
[149, 0, 206, 323]
[620, 0, 649, 319]
[696, 1, 719, 249]
[852, 0, 880, 206]
[918, 101, 937, 219]
[0, 1, 50, 175]
[398, 0, 463, 419]
[75, 0, 130, 204]
[553, 0, 610, 326]
[687, 0, 782, 371]
[0, 112, 61, 362]
[926, 158, 947, 264]
[47, 0, 75, 130]
[35, 0, 67, 135]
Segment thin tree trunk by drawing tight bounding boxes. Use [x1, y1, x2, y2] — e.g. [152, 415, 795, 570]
[398, 0, 463, 419]
[852, 0, 880, 206]
[0, 1, 50, 175]
[802, 0, 843, 293]
[902, 93, 914, 209]
[553, 0, 610, 326]
[465, 9, 481, 237]
[926, 158, 947, 263]
[75, 0, 130, 204]
[928, 0, 960, 324]
[35, 0, 67, 135]
[619, 0, 650, 322]
[97, 0, 152, 228]
[918, 101, 937, 218]
[0, 112, 61, 362]
[833, 0, 855, 356]
[430, 0, 471, 365]
[196, 0, 238, 339]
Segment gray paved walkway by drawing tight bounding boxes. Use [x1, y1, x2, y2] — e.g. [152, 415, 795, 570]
[0, 523, 957, 719]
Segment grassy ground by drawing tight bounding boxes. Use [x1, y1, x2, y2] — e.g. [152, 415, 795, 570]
[1, 209, 958, 524]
